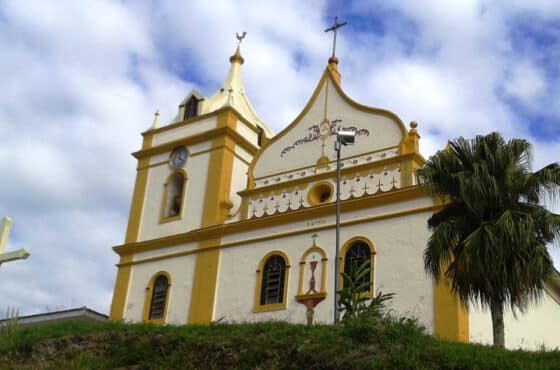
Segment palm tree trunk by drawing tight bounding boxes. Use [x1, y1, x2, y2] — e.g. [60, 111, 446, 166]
[490, 299, 505, 348]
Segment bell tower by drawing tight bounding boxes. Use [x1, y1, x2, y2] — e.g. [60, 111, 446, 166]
[109, 41, 273, 322]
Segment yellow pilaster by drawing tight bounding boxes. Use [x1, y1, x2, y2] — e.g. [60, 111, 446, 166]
[109, 135, 152, 321]
[188, 110, 237, 324]
[434, 279, 469, 342]
[109, 255, 133, 320]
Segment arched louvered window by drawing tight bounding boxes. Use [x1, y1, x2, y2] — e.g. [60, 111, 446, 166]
[342, 238, 375, 295]
[184, 96, 199, 120]
[149, 275, 169, 320]
[255, 252, 290, 312]
[261, 255, 286, 305]
[143, 272, 172, 324]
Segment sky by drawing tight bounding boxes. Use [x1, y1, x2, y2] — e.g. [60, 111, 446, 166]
[1, 0, 559, 316]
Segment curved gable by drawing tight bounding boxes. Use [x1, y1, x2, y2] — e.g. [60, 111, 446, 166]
[249, 66, 408, 185]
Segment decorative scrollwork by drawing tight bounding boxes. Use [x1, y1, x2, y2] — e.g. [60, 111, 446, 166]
[280, 122, 370, 157]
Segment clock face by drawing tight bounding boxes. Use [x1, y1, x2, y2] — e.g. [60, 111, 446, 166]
[170, 147, 188, 168]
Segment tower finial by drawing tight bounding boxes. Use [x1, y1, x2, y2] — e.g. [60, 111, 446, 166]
[236, 31, 247, 45]
[150, 110, 160, 130]
[230, 33, 246, 65]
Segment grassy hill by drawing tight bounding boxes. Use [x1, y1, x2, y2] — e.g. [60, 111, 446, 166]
[1, 317, 559, 369]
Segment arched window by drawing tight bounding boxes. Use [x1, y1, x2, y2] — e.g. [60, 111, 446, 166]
[142, 272, 172, 324]
[341, 238, 375, 296]
[149, 275, 169, 319]
[183, 96, 199, 120]
[160, 171, 187, 222]
[254, 251, 290, 312]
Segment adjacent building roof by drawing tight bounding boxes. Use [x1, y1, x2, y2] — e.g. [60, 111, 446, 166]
[0, 306, 108, 327]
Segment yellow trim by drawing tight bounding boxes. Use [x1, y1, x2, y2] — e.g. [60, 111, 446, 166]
[328, 61, 341, 85]
[307, 181, 334, 206]
[142, 271, 172, 324]
[114, 187, 435, 258]
[433, 278, 469, 343]
[188, 110, 237, 324]
[137, 145, 251, 171]
[545, 275, 560, 305]
[547, 272, 560, 299]
[109, 255, 133, 320]
[339, 237, 376, 298]
[143, 106, 262, 138]
[159, 169, 188, 224]
[109, 134, 151, 320]
[134, 125, 257, 161]
[297, 246, 328, 296]
[247, 66, 410, 188]
[254, 250, 291, 313]
[117, 204, 441, 269]
[124, 158, 150, 243]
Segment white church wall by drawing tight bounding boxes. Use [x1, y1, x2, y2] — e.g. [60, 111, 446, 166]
[370, 210, 435, 333]
[236, 119, 259, 147]
[214, 233, 315, 324]
[214, 207, 435, 330]
[253, 79, 404, 180]
[125, 253, 197, 325]
[152, 116, 217, 147]
[469, 286, 560, 350]
[234, 144, 253, 165]
[139, 151, 210, 241]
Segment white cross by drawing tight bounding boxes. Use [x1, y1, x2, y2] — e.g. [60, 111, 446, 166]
[0, 217, 30, 267]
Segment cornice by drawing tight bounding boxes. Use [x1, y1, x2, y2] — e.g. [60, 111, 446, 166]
[113, 185, 432, 257]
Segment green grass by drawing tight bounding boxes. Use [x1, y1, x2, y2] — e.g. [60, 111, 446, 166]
[0, 317, 559, 369]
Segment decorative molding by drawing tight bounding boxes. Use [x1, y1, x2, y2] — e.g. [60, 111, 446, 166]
[248, 166, 402, 219]
[280, 122, 369, 158]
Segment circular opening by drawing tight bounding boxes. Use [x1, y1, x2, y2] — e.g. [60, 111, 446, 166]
[308, 183, 333, 205]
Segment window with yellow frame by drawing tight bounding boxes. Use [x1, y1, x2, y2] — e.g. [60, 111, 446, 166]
[254, 251, 290, 312]
[142, 271, 172, 324]
[160, 170, 188, 223]
[340, 237, 376, 297]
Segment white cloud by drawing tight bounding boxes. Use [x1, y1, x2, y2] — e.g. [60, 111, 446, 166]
[503, 60, 546, 109]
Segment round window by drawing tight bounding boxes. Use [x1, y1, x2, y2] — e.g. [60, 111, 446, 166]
[308, 182, 334, 205]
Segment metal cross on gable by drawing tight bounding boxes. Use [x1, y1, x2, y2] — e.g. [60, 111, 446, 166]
[325, 16, 347, 58]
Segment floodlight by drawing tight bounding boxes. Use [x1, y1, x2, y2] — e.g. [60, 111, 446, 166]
[337, 130, 356, 145]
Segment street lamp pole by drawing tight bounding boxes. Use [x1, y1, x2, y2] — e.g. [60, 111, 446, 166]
[333, 127, 356, 324]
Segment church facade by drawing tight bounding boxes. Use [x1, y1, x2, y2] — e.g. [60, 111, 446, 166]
[109, 45, 560, 350]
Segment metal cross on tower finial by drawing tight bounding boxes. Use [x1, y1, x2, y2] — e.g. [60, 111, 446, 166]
[236, 31, 247, 45]
[325, 16, 347, 59]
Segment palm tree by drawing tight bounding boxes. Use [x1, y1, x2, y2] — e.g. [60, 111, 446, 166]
[417, 132, 560, 348]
